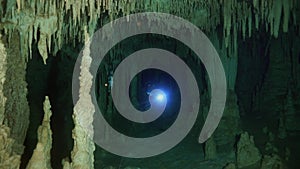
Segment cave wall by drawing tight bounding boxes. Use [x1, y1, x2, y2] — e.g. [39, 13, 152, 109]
[0, 31, 30, 155]
[0, 32, 22, 169]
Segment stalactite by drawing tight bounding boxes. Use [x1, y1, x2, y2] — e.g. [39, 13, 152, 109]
[283, 0, 290, 33]
[28, 26, 33, 59]
[255, 13, 259, 30]
[272, 0, 283, 38]
[223, 0, 233, 48]
[38, 34, 48, 64]
[248, 7, 252, 38]
[0, 0, 298, 62]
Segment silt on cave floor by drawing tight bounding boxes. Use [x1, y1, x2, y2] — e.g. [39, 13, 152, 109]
[0, 0, 300, 169]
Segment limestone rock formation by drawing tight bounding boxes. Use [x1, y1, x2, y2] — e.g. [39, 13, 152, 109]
[0, 33, 22, 169]
[0, 125, 21, 169]
[265, 142, 279, 154]
[256, 36, 294, 129]
[0, 1, 299, 169]
[62, 33, 95, 169]
[123, 167, 141, 169]
[284, 89, 299, 131]
[260, 154, 285, 169]
[0, 0, 299, 62]
[26, 96, 52, 169]
[0, 35, 7, 125]
[223, 163, 236, 169]
[62, 113, 95, 169]
[236, 132, 262, 168]
[1, 31, 30, 154]
[214, 90, 241, 148]
[204, 137, 217, 160]
[278, 116, 287, 139]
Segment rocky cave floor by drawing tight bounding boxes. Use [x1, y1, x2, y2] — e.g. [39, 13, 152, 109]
[94, 113, 300, 169]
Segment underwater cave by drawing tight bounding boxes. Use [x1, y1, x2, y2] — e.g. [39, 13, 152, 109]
[0, 0, 300, 169]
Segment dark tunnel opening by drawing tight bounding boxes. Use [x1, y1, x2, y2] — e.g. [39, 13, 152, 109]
[21, 42, 80, 169]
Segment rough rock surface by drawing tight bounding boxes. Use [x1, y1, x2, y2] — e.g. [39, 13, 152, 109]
[0, 125, 21, 169]
[0, 35, 7, 125]
[2, 31, 29, 154]
[214, 90, 241, 148]
[26, 97, 52, 169]
[0, 33, 22, 169]
[236, 132, 262, 168]
[223, 163, 236, 169]
[204, 137, 217, 160]
[62, 33, 95, 169]
[284, 89, 299, 131]
[260, 154, 285, 169]
[0, 0, 298, 62]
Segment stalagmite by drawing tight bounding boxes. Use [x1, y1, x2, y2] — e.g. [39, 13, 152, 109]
[223, 163, 236, 169]
[236, 132, 261, 168]
[260, 154, 285, 169]
[278, 116, 287, 139]
[284, 89, 299, 131]
[26, 97, 53, 169]
[62, 27, 95, 169]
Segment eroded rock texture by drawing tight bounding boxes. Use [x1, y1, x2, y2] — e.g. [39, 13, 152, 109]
[204, 137, 217, 160]
[0, 34, 7, 125]
[0, 125, 21, 169]
[26, 96, 52, 169]
[0, 0, 299, 62]
[214, 90, 241, 148]
[0, 33, 24, 169]
[0, 0, 299, 169]
[62, 35, 95, 169]
[1, 31, 30, 154]
[236, 132, 262, 168]
[261, 154, 286, 169]
[223, 163, 236, 169]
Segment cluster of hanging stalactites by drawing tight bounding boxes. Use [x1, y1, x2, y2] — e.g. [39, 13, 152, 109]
[0, 0, 298, 62]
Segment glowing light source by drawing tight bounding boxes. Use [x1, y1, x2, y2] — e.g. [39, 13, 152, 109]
[148, 89, 167, 104]
[156, 93, 165, 102]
